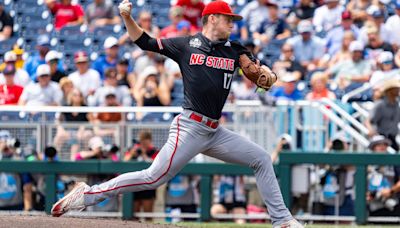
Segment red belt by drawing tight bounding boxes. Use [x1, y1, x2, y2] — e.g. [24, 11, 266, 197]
[189, 113, 219, 129]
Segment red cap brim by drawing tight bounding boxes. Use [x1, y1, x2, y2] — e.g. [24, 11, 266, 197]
[221, 13, 243, 21]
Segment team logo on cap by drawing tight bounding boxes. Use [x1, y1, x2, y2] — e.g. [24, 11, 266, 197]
[189, 38, 202, 48]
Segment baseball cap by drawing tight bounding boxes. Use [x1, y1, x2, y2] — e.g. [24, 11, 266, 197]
[297, 20, 313, 33]
[281, 73, 297, 83]
[37, 34, 50, 47]
[88, 136, 104, 150]
[341, 10, 352, 20]
[177, 20, 191, 31]
[36, 64, 50, 77]
[378, 51, 393, 64]
[3, 64, 16, 75]
[367, 5, 384, 18]
[45, 50, 61, 62]
[368, 135, 391, 150]
[349, 40, 364, 52]
[74, 51, 89, 63]
[202, 0, 243, 21]
[4, 51, 16, 62]
[140, 65, 158, 79]
[266, 0, 278, 7]
[103, 36, 119, 49]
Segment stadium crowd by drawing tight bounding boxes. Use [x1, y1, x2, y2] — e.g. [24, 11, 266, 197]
[0, 0, 400, 224]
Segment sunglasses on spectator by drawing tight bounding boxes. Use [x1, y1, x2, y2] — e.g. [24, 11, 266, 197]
[282, 49, 293, 52]
[39, 74, 50, 77]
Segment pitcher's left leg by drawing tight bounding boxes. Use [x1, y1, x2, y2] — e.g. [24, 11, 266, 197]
[203, 127, 293, 226]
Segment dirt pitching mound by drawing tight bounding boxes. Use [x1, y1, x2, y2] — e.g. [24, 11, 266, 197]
[0, 215, 185, 228]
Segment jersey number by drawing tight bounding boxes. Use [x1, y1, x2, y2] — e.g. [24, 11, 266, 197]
[223, 73, 233, 90]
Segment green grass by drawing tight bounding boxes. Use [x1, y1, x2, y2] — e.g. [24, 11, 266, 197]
[177, 223, 400, 228]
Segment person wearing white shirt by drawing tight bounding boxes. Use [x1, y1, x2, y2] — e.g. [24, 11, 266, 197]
[287, 20, 325, 72]
[385, 3, 400, 47]
[68, 51, 101, 98]
[0, 51, 31, 87]
[87, 67, 132, 107]
[239, 0, 269, 33]
[312, 0, 344, 33]
[358, 6, 391, 46]
[18, 64, 62, 106]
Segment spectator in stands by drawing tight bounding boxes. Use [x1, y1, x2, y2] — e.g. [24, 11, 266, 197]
[385, 2, 400, 49]
[134, 66, 170, 119]
[45, 0, 84, 31]
[85, 0, 121, 31]
[252, 1, 291, 46]
[313, 0, 345, 34]
[273, 43, 305, 81]
[0, 133, 23, 210]
[0, 51, 30, 87]
[68, 51, 101, 98]
[90, 92, 122, 138]
[325, 11, 359, 56]
[0, 3, 13, 41]
[305, 72, 336, 100]
[18, 64, 63, 106]
[359, 6, 391, 46]
[119, 11, 160, 57]
[45, 50, 66, 83]
[239, 0, 269, 34]
[346, 0, 371, 27]
[54, 88, 93, 160]
[116, 58, 135, 91]
[176, 0, 205, 28]
[92, 36, 120, 80]
[366, 79, 400, 151]
[12, 45, 24, 70]
[24, 35, 64, 81]
[211, 175, 247, 224]
[321, 134, 355, 216]
[160, 6, 194, 38]
[165, 175, 200, 223]
[269, 73, 303, 101]
[324, 40, 372, 92]
[367, 135, 400, 216]
[0, 64, 24, 105]
[59, 77, 74, 106]
[286, 20, 325, 72]
[324, 31, 355, 68]
[370, 52, 400, 91]
[88, 68, 131, 107]
[124, 130, 158, 220]
[230, 76, 259, 101]
[364, 25, 394, 65]
[288, 0, 317, 21]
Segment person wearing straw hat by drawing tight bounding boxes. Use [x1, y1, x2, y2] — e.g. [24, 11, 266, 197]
[366, 78, 400, 151]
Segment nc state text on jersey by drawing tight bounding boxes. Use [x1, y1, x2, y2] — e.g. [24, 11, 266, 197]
[189, 54, 235, 71]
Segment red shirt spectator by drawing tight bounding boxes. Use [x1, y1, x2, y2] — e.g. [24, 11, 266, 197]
[160, 6, 198, 38]
[176, 0, 205, 28]
[0, 65, 23, 105]
[46, 0, 84, 30]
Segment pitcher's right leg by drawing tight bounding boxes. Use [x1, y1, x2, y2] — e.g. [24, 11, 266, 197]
[52, 115, 209, 216]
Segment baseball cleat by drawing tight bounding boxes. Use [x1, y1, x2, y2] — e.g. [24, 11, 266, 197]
[273, 219, 305, 228]
[51, 182, 89, 217]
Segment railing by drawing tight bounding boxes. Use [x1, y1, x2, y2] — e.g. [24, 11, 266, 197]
[0, 152, 399, 224]
[0, 101, 376, 155]
[279, 152, 400, 225]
